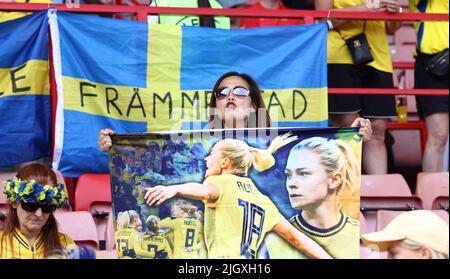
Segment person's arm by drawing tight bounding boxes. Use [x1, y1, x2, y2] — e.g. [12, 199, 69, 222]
[145, 183, 220, 206]
[97, 128, 115, 152]
[351, 117, 372, 142]
[273, 219, 333, 259]
[384, 0, 402, 34]
[315, 0, 400, 29]
[315, 0, 375, 29]
[134, 242, 156, 259]
[386, 20, 402, 34]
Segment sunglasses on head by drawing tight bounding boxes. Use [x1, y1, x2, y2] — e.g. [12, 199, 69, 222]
[21, 202, 56, 213]
[215, 86, 250, 98]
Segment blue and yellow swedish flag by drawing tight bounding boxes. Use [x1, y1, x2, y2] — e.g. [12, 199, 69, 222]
[0, 10, 50, 167]
[50, 11, 328, 176]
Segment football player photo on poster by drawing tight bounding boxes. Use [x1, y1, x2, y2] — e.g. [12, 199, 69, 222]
[108, 127, 362, 259]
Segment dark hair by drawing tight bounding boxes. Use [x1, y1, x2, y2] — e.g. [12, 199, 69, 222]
[1, 163, 63, 258]
[208, 71, 271, 128]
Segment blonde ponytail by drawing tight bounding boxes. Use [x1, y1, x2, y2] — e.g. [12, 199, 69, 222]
[249, 133, 298, 172]
[334, 139, 359, 197]
[218, 133, 297, 173]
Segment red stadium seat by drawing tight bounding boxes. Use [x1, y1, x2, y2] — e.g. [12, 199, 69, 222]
[75, 173, 112, 211]
[432, 196, 449, 211]
[361, 174, 412, 197]
[390, 129, 423, 167]
[361, 174, 422, 237]
[54, 211, 99, 250]
[105, 213, 116, 251]
[390, 44, 415, 62]
[75, 173, 112, 249]
[394, 69, 415, 90]
[404, 70, 415, 89]
[416, 172, 449, 209]
[361, 173, 421, 210]
[395, 25, 416, 46]
[406, 95, 418, 114]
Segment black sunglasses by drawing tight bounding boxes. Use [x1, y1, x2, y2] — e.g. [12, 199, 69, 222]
[215, 86, 250, 98]
[21, 202, 56, 213]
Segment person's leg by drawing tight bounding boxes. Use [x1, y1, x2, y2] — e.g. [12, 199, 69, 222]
[422, 112, 449, 172]
[362, 118, 389, 174]
[414, 52, 449, 172]
[361, 67, 396, 174]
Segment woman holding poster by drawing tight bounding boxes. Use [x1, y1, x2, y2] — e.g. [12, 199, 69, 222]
[97, 72, 372, 151]
[264, 137, 360, 259]
[145, 134, 333, 259]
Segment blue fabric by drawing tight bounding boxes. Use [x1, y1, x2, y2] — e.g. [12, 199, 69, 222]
[58, 12, 148, 87]
[180, 23, 328, 90]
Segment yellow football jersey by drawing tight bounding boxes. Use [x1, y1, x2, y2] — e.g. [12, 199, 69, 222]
[159, 217, 206, 259]
[0, 228, 76, 259]
[327, 0, 393, 73]
[136, 232, 172, 259]
[409, 0, 449, 55]
[203, 174, 283, 259]
[264, 211, 359, 259]
[114, 228, 141, 259]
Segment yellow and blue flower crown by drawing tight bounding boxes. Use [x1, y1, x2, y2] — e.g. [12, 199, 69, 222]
[2, 177, 68, 208]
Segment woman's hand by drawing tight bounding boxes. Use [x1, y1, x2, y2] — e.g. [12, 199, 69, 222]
[379, 0, 401, 14]
[351, 118, 372, 142]
[145, 186, 177, 206]
[97, 128, 115, 152]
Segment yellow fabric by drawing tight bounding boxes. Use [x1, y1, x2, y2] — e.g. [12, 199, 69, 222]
[409, 0, 449, 55]
[328, 0, 393, 73]
[0, 228, 75, 259]
[155, 0, 230, 29]
[203, 174, 283, 259]
[159, 216, 206, 259]
[136, 232, 172, 259]
[264, 212, 359, 259]
[114, 228, 141, 259]
[0, 0, 52, 23]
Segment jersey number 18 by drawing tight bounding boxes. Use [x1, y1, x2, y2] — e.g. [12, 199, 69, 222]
[238, 198, 266, 258]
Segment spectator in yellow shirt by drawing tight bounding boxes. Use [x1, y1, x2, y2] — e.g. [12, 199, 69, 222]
[0, 163, 75, 259]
